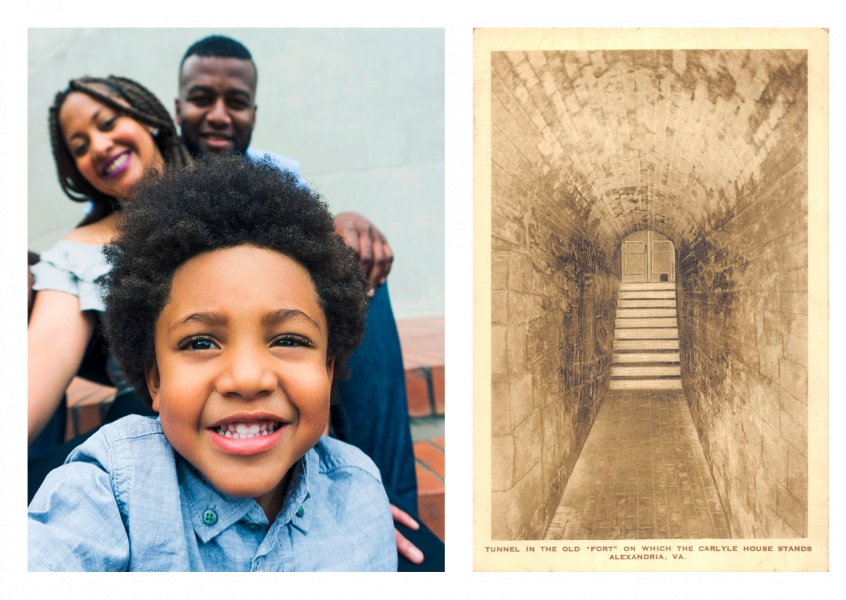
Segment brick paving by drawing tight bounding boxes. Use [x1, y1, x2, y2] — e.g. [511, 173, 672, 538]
[546, 390, 731, 540]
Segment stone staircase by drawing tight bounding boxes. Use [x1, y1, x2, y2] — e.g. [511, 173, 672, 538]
[610, 282, 682, 391]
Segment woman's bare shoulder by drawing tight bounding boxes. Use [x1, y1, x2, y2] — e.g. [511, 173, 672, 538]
[63, 215, 117, 245]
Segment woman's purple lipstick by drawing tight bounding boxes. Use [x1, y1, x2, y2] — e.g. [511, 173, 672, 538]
[101, 150, 132, 179]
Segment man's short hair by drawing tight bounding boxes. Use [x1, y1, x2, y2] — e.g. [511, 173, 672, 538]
[179, 35, 256, 78]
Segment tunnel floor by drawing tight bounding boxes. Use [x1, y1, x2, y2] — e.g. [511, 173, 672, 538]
[545, 390, 731, 540]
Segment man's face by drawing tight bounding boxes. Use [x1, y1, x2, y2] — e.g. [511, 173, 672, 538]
[176, 56, 257, 156]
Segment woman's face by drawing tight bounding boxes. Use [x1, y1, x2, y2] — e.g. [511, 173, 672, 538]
[59, 90, 164, 201]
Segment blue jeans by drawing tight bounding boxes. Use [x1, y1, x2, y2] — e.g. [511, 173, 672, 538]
[331, 283, 418, 513]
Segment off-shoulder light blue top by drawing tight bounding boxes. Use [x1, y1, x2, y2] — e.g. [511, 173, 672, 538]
[30, 240, 109, 312]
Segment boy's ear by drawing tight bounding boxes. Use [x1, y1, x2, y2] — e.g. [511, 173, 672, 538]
[325, 356, 335, 381]
[145, 362, 162, 412]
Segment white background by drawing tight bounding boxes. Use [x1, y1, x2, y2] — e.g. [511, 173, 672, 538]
[6, 0, 843, 595]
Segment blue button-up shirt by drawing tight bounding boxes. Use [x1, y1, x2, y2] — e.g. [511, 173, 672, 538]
[28, 416, 397, 571]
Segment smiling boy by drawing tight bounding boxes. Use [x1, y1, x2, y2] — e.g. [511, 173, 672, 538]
[148, 246, 333, 519]
[28, 155, 397, 571]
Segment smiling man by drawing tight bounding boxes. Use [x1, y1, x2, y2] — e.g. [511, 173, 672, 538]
[176, 36, 393, 288]
[177, 48, 258, 158]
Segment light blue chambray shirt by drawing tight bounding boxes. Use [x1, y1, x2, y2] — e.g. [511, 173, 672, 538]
[28, 416, 397, 571]
[246, 147, 301, 177]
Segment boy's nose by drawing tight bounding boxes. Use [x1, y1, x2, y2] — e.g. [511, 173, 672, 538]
[215, 347, 277, 400]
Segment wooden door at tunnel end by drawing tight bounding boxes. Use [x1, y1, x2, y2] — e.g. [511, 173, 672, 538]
[621, 230, 675, 283]
[613, 229, 681, 390]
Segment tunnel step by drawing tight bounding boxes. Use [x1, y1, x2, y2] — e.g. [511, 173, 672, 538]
[609, 379, 683, 390]
[613, 352, 680, 363]
[616, 328, 679, 339]
[615, 317, 677, 328]
[618, 299, 676, 308]
[611, 281, 682, 391]
[614, 339, 679, 350]
[619, 290, 676, 300]
[611, 365, 681, 377]
[619, 282, 675, 291]
[616, 308, 676, 318]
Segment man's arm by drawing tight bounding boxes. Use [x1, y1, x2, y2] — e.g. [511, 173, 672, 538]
[333, 212, 394, 289]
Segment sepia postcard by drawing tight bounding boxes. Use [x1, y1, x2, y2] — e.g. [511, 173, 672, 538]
[473, 28, 828, 571]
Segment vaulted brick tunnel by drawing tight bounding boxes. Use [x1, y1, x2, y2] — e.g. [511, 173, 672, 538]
[490, 50, 808, 539]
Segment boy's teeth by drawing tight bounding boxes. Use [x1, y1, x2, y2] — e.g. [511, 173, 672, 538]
[215, 420, 280, 439]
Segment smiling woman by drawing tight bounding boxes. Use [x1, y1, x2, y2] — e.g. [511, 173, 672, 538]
[59, 90, 164, 201]
[28, 76, 191, 452]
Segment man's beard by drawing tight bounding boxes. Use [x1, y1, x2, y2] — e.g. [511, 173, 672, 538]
[180, 128, 251, 157]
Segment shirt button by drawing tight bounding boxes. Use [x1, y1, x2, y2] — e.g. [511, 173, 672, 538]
[203, 509, 218, 526]
[296, 505, 304, 517]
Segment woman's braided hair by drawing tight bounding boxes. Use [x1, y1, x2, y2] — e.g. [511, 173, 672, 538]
[48, 75, 192, 226]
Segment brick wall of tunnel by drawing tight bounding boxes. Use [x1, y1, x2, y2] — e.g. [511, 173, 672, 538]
[676, 59, 809, 538]
[490, 49, 809, 540]
[490, 60, 618, 540]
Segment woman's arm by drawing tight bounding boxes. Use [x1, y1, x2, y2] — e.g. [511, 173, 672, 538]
[28, 289, 95, 446]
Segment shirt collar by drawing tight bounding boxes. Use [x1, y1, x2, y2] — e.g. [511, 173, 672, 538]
[177, 449, 314, 543]
[274, 449, 313, 535]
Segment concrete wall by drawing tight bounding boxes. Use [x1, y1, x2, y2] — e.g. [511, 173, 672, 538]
[28, 28, 444, 319]
[490, 49, 809, 539]
[490, 52, 617, 539]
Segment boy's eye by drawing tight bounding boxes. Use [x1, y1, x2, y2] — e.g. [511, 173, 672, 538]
[271, 334, 311, 348]
[178, 336, 218, 351]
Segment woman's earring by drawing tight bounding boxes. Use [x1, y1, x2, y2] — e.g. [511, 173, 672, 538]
[150, 127, 160, 138]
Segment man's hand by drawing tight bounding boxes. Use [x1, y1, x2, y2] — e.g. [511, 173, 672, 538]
[391, 503, 424, 564]
[333, 212, 393, 289]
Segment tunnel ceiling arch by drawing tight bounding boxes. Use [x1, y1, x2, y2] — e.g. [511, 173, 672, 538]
[491, 49, 808, 256]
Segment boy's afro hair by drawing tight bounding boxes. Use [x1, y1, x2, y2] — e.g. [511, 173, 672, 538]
[101, 153, 369, 406]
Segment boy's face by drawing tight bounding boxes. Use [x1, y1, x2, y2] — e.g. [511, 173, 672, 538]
[145, 244, 333, 517]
